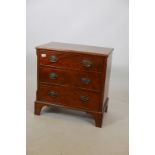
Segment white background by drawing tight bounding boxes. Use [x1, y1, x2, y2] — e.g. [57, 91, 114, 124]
[27, 1, 129, 154]
[26, 1, 129, 155]
[0, 0, 155, 155]
[27, 0, 128, 76]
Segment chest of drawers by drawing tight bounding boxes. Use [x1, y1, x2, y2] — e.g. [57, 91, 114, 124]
[34, 42, 113, 127]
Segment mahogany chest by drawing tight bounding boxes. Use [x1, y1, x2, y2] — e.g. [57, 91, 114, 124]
[34, 42, 113, 127]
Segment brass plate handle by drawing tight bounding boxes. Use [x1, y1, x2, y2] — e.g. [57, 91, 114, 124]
[80, 96, 89, 103]
[81, 78, 91, 84]
[49, 73, 58, 80]
[81, 60, 92, 68]
[48, 91, 58, 97]
[49, 55, 58, 63]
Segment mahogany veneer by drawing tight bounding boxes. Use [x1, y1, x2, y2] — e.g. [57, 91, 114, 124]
[34, 42, 113, 127]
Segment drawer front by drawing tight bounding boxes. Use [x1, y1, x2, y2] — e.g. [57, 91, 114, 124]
[70, 88, 100, 111]
[39, 67, 102, 91]
[39, 67, 69, 86]
[38, 84, 100, 111]
[71, 70, 102, 91]
[38, 84, 69, 105]
[38, 49, 105, 72]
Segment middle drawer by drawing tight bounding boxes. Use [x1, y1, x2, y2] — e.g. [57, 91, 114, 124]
[39, 67, 102, 91]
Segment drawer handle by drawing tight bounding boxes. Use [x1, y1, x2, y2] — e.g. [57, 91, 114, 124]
[49, 55, 58, 63]
[81, 78, 91, 84]
[81, 60, 92, 68]
[80, 96, 89, 103]
[48, 91, 58, 97]
[49, 73, 58, 80]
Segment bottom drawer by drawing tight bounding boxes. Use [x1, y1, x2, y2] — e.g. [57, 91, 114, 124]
[38, 84, 100, 111]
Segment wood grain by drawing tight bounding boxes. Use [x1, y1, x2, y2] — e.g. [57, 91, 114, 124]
[35, 42, 113, 127]
[38, 49, 105, 72]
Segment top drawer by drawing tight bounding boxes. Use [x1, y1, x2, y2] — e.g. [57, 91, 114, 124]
[37, 49, 105, 72]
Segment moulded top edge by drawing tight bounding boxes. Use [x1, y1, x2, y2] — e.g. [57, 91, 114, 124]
[35, 42, 114, 56]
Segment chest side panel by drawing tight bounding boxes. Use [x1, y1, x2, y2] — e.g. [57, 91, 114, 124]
[103, 54, 112, 105]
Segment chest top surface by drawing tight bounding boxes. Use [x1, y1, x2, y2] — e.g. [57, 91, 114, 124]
[36, 42, 114, 57]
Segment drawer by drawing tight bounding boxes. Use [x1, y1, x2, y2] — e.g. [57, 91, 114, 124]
[38, 49, 105, 72]
[39, 67, 102, 91]
[39, 67, 69, 86]
[71, 70, 102, 91]
[70, 88, 100, 111]
[38, 84, 69, 105]
[38, 84, 100, 111]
